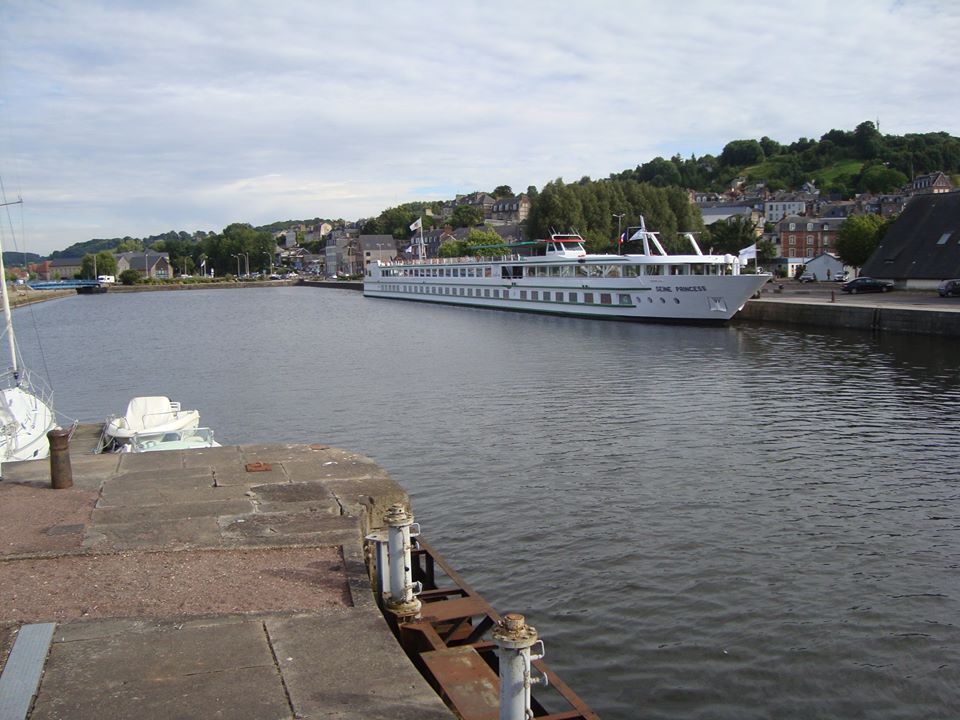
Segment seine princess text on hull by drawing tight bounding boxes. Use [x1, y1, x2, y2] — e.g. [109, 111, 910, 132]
[364, 223, 768, 323]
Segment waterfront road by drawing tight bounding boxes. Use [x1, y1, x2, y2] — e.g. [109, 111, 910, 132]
[0, 439, 454, 720]
[754, 279, 960, 309]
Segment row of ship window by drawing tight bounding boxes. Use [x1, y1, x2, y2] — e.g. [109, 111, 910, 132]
[376, 284, 637, 305]
[379, 263, 721, 279]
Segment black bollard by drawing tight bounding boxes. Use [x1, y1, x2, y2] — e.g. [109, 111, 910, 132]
[47, 426, 73, 489]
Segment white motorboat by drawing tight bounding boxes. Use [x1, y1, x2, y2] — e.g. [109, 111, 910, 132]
[99, 396, 200, 452]
[0, 196, 57, 473]
[365, 217, 770, 323]
[125, 427, 221, 453]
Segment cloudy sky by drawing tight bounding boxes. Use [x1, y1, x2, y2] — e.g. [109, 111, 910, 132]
[1, 0, 958, 254]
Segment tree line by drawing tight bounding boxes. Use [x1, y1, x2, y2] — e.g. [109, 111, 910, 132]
[613, 121, 960, 197]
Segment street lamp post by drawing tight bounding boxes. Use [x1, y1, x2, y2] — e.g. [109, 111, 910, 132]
[613, 213, 625, 253]
[231, 254, 241, 277]
[263, 251, 273, 275]
[241, 252, 249, 277]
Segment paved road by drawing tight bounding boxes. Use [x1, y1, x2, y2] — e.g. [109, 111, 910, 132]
[759, 279, 960, 309]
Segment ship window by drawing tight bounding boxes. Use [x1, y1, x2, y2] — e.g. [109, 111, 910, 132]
[484, 289, 490, 297]
[559, 265, 574, 277]
[648, 265, 663, 276]
[588, 265, 603, 277]
[531, 291, 539, 300]
[624, 266, 639, 277]
[584, 292, 594, 303]
[605, 265, 621, 278]
[484, 267, 492, 278]
[937, 232, 952, 245]
[619, 294, 631, 305]
[520, 290, 527, 300]
[576, 265, 589, 277]
[600, 293, 612, 304]
[569, 292, 578, 302]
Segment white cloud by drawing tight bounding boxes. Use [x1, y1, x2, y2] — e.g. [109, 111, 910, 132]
[1, 0, 959, 252]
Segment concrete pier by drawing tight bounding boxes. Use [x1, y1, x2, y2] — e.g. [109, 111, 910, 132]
[0, 441, 454, 719]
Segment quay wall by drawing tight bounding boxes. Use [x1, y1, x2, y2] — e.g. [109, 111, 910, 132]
[736, 299, 960, 337]
[299, 280, 363, 291]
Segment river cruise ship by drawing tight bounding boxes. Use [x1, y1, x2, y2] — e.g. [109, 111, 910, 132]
[364, 223, 769, 323]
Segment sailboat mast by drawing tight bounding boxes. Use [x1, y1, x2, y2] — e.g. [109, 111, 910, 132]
[0, 198, 22, 377]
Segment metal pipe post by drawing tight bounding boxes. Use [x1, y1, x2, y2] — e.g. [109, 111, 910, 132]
[364, 529, 390, 599]
[493, 613, 547, 720]
[47, 427, 73, 489]
[384, 503, 421, 618]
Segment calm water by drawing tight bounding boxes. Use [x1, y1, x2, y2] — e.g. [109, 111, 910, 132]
[13, 288, 960, 719]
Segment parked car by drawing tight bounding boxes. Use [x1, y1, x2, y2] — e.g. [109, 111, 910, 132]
[938, 279, 960, 297]
[841, 277, 894, 294]
[798, 273, 817, 283]
[833, 271, 849, 282]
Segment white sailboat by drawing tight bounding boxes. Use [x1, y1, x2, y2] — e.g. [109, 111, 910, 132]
[0, 197, 57, 472]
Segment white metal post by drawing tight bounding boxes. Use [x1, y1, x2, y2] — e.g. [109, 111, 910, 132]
[493, 613, 547, 720]
[384, 504, 421, 618]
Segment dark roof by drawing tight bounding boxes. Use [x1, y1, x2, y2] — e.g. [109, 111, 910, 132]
[861, 191, 960, 280]
[48, 257, 82, 267]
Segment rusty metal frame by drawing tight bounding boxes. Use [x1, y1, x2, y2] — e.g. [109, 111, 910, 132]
[374, 534, 599, 720]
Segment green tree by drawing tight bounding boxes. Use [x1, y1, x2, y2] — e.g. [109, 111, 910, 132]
[492, 185, 514, 198]
[706, 215, 758, 254]
[720, 139, 765, 167]
[115, 238, 144, 253]
[835, 214, 886, 268]
[464, 228, 508, 256]
[854, 120, 883, 160]
[437, 239, 466, 258]
[80, 251, 117, 279]
[757, 239, 777, 266]
[637, 156, 682, 187]
[857, 164, 908, 193]
[451, 204, 483, 228]
[118, 269, 141, 285]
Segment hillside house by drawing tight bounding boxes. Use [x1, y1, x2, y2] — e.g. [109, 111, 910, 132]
[905, 171, 953, 196]
[776, 215, 843, 259]
[489, 195, 530, 223]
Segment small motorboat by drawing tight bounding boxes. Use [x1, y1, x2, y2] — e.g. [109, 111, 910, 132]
[98, 396, 200, 452]
[125, 427, 221, 453]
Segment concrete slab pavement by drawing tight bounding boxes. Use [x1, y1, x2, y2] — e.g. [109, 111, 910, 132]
[0, 438, 453, 719]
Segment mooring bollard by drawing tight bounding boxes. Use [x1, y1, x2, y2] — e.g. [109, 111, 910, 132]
[493, 613, 547, 720]
[47, 426, 73, 489]
[831, 290, 836, 303]
[384, 503, 421, 619]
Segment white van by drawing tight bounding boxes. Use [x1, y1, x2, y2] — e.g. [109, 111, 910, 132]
[97, 275, 115, 284]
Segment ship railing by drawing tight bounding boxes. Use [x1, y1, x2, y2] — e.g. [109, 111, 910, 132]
[378, 253, 524, 268]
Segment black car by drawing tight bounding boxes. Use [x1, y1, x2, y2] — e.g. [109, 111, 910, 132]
[841, 277, 894, 294]
[938, 279, 960, 297]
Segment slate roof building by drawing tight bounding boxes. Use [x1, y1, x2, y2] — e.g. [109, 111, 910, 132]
[860, 191, 960, 289]
[115, 251, 172, 279]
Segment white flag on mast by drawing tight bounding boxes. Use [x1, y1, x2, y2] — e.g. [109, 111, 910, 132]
[409, 217, 422, 231]
[738, 243, 757, 262]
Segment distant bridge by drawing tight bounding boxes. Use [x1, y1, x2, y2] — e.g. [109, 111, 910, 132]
[27, 279, 105, 290]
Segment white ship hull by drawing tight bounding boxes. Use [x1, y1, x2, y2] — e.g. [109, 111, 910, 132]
[364, 273, 765, 322]
[364, 228, 768, 323]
